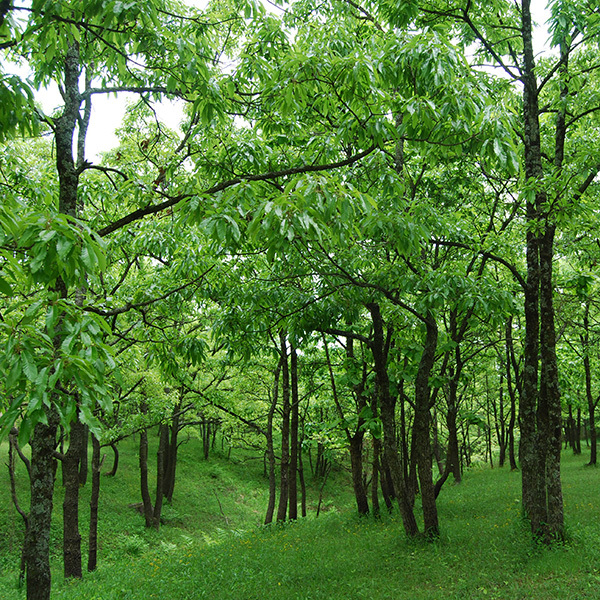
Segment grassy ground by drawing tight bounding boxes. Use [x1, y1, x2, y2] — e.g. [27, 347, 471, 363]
[1, 437, 600, 599]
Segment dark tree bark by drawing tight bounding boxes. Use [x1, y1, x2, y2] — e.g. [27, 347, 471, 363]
[367, 302, 418, 537]
[371, 434, 381, 517]
[413, 313, 439, 537]
[323, 334, 370, 515]
[431, 409, 444, 476]
[288, 345, 299, 520]
[505, 319, 520, 471]
[62, 417, 85, 579]
[107, 442, 119, 477]
[349, 434, 369, 515]
[264, 359, 281, 525]
[25, 42, 85, 600]
[519, 0, 564, 540]
[379, 455, 395, 512]
[25, 415, 59, 600]
[276, 332, 291, 522]
[152, 424, 168, 529]
[298, 439, 307, 518]
[576, 409, 582, 455]
[494, 374, 507, 468]
[163, 401, 182, 503]
[582, 302, 598, 466]
[139, 427, 154, 528]
[88, 433, 101, 572]
[8, 429, 29, 586]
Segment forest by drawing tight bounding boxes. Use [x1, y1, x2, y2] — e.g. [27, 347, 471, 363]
[1, 0, 600, 598]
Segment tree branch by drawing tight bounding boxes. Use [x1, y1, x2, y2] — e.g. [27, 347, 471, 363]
[97, 145, 377, 237]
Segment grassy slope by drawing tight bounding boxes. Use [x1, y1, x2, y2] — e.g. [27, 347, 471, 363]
[1, 437, 600, 600]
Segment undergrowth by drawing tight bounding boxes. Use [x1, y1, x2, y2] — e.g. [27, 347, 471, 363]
[1, 437, 600, 600]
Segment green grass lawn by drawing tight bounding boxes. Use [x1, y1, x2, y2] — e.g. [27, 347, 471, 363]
[2, 438, 600, 599]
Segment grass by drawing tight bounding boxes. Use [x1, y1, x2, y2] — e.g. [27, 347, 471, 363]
[2, 437, 600, 599]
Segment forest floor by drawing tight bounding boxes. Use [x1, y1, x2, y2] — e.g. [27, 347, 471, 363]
[1, 437, 600, 599]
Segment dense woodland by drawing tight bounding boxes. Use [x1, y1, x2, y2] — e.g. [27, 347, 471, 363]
[2, 0, 600, 599]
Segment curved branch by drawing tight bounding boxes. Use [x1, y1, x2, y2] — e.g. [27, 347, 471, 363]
[97, 145, 377, 237]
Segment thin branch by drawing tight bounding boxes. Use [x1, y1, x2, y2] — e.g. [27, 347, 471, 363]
[97, 145, 377, 237]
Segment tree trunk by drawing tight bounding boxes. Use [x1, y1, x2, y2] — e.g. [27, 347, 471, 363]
[367, 302, 419, 537]
[139, 427, 153, 528]
[264, 359, 281, 525]
[576, 409, 582, 455]
[445, 381, 462, 482]
[349, 433, 369, 515]
[298, 441, 307, 518]
[152, 424, 168, 529]
[413, 313, 439, 537]
[496, 375, 507, 468]
[583, 302, 597, 466]
[288, 345, 299, 520]
[519, 0, 564, 541]
[539, 224, 563, 539]
[26, 42, 84, 600]
[107, 442, 119, 477]
[9, 429, 29, 586]
[276, 332, 291, 522]
[371, 434, 381, 517]
[164, 404, 181, 503]
[25, 416, 59, 600]
[63, 416, 84, 579]
[520, 0, 550, 538]
[505, 318, 519, 471]
[88, 433, 101, 572]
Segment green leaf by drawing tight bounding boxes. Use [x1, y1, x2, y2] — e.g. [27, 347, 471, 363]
[18, 418, 33, 448]
[0, 276, 13, 296]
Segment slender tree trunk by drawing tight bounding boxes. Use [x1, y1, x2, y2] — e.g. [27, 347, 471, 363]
[505, 319, 519, 471]
[583, 303, 597, 465]
[519, 0, 564, 541]
[264, 359, 281, 525]
[371, 435, 381, 517]
[276, 332, 291, 522]
[445, 381, 462, 482]
[9, 429, 29, 586]
[107, 442, 119, 477]
[63, 416, 84, 578]
[298, 442, 307, 518]
[288, 346, 299, 520]
[566, 405, 576, 453]
[164, 404, 181, 503]
[139, 427, 153, 528]
[349, 434, 369, 515]
[496, 375, 507, 468]
[576, 409, 582, 455]
[379, 454, 395, 512]
[88, 433, 101, 572]
[431, 409, 444, 476]
[153, 424, 168, 529]
[485, 376, 494, 468]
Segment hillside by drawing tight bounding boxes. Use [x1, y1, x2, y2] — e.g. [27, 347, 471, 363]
[2, 438, 600, 600]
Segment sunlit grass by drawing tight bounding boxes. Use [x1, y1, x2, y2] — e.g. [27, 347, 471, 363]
[2, 440, 600, 599]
